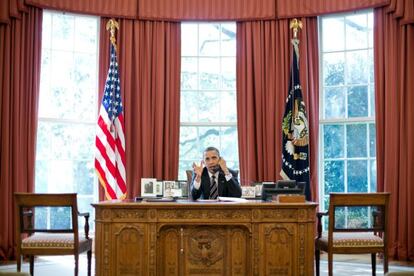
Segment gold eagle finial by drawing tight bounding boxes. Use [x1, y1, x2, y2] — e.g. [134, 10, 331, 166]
[290, 18, 303, 39]
[106, 19, 119, 49]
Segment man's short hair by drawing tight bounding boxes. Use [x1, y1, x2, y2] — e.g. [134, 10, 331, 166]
[204, 146, 220, 157]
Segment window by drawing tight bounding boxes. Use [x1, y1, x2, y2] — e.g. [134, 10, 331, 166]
[35, 11, 99, 229]
[178, 23, 238, 179]
[319, 11, 376, 226]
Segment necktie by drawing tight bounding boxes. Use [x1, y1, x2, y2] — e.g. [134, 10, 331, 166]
[210, 175, 218, 199]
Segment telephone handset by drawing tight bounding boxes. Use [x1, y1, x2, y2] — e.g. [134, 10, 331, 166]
[211, 157, 221, 173]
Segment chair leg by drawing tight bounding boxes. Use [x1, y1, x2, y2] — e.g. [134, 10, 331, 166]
[328, 252, 333, 276]
[16, 252, 21, 272]
[87, 250, 92, 276]
[75, 254, 79, 276]
[29, 255, 34, 276]
[371, 253, 376, 276]
[384, 251, 389, 274]
[315, 249, 320, 276]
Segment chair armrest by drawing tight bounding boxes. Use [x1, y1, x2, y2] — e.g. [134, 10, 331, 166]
[22, 209, 34, 230]
[316, 211, 329, 238]
[372, 209, 383, 234]
[78, 212, 90, 239]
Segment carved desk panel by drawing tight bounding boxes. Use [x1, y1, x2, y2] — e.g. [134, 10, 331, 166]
[93, 200, 317, 276]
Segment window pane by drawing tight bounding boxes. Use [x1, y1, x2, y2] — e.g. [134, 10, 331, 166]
[74, 16, 98, 53]
[199, 57, 220, 90]
[346, 207, 369, 229]
[324, 87, 346, 119]
[346, 50, 368, 85]
[324, 161, 345, 193]
[323, 125, 344, 158]
[345, 14, 368, 50]
[198, 92, 220, 122]
[181, 24, 198, 56]
[180, 91, 199, 122]
[50, 207, 72, 229]
[221, 57, 236, 89]
[220, 127, 238, 160]
[347, 160, 368, 192]
[220, 91, 237, 121]
[179, 127, 200, 160]
[52, 14, 74, 51]
[348, 85, 368, 117]
[369, 84, 375, 117]
[181, 57, 198, 90]
[220, 24, 236, 56]
[323, 53, 345, 86]
[199, 24, 220, 56]
[369, 123, 376, 157]
[370, 160, 377, 192]
[346, 124, 367, 158]
[322, 17, 344, 52]
[199, 127, 220, 149]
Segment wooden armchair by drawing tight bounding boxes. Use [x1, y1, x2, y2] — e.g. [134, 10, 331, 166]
[14, 193, 92, 276]
[315, 192, 390, 276]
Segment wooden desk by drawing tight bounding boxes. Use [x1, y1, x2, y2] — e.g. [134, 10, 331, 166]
[92, 200, 317, 276]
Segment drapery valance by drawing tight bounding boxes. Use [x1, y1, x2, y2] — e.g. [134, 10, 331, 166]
[3, 0, 405, 24]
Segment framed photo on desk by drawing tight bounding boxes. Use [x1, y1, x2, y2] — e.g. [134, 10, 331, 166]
[242, 186, 256, 198]
[141, 178, 157, 197]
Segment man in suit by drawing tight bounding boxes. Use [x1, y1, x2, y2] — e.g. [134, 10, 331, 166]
[191, 146, 241, 200]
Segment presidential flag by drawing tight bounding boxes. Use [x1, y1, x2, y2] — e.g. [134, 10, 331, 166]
[280, 38, 311, 200]
[95, 43, 127, 200]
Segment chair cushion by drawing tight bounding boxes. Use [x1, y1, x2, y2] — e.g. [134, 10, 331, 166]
[318, 232, 384, 248]
[21, 233, 91, 250]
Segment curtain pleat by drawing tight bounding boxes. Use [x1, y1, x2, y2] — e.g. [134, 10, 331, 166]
[138, 0, 276, 21]
[276, 0, 389, 18]
[26, 0, 138, 19]
[0, 7, 42, 260]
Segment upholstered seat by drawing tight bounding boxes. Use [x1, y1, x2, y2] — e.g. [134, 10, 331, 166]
[21, 233, 91, 251]
[317, 232, 384, 249]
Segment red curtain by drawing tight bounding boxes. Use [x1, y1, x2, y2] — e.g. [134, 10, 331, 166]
[0, 7, 42, 260]
[99, 19, 181, 199]
[374, 4, 414, 260]
[7, 0, 390, 21]
[236, 18, 319, 201]
[25, 0, 138, 18]
[276, 0, 389, 18]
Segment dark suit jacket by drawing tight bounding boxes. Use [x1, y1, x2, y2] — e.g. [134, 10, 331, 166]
[191, 167, 241, 200]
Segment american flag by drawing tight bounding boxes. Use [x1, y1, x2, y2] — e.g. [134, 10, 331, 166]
[95, 44, 127, 200]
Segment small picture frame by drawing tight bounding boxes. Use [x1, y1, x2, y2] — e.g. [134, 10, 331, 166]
[178, 180, 188, 197]
[242, 186, 256, 198]
[141, 178, 157, 197]
[254, 183, 263, 197]
[155, 181, 163, 196]
[163, 181, 177, 197]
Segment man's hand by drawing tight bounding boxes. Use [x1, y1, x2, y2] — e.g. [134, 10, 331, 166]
[218, 158, 229, 175]
[192, 161, 204, 181]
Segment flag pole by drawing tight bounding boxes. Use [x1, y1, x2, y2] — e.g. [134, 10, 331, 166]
[280, 18, 311, 200]
[95, 18, 127, 200]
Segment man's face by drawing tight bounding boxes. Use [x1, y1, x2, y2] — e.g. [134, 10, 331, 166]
[203, 150, 220, 173]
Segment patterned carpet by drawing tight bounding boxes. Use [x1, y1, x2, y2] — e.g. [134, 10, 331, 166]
[0, 255, 413, 275]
